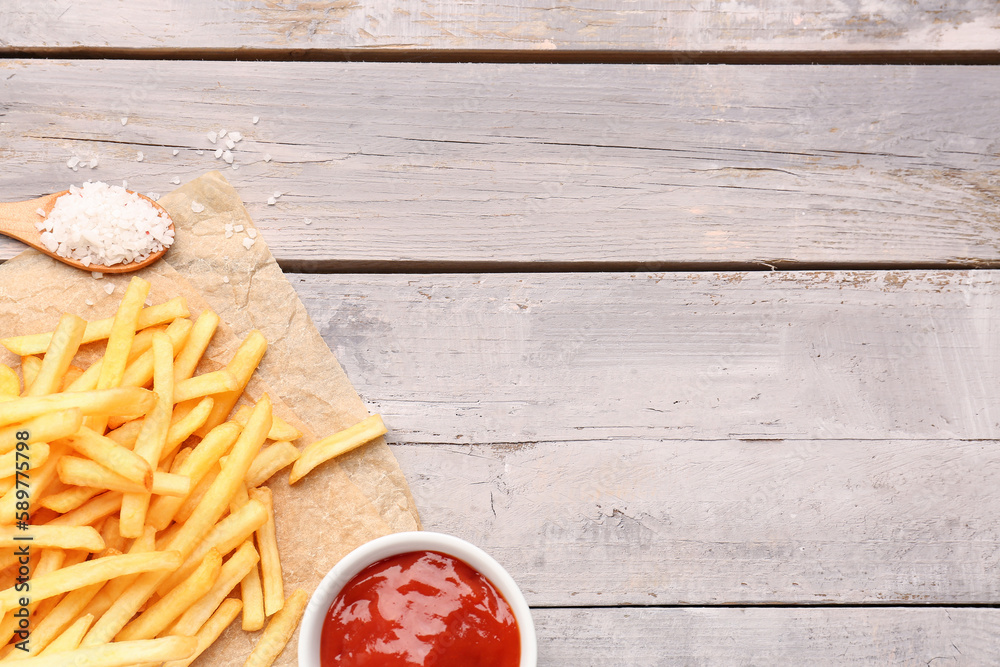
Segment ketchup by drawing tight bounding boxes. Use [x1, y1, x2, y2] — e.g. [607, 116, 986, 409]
[320, 550, 520, 666]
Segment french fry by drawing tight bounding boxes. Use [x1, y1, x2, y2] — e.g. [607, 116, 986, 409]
[245, 441, 299, 488]
[20, 356, 41, 394]
[117, 549, 222, 642]
[0, 387, 154, 428]
[119, 318, 192, 389]
[57, 457, 189, 497]
[0, 365, 20, 397]
[0, 408, 82, 456]
[289, 414, 387, 484]
[250, 487, 283, 617]
[167, 541, 258, 638]
[162, 597, 241, 667]
[59, 365, 84, 392]
[240, 562, 266, 632]
[0, 550, 181, 613]
[37, 485, 101, 514]
[38, 612, 93, 655]
[121, 332, 174, 538]
[99, 515, 126, 553]
[172, 466, 217, 525]
[58, 426, 153, 488]
[0, 296, 190, 357]
[88, 276, 151, 433]
[10, 636, 198, 667]
[7, 581, 105, 659]
[0, 442, 49, 479]
[158, 498, 266, 595]
[172, 370, 238, 404]
[243, 589, 309, 667]
[45, 491, 121, 528]
[26, 313, 86, 397]
[126, 324, 166, 364]
[160, 396, 213, 463]
[194, 331, 267, 437]
[146, 422, 239, 531]
[0, 525, 103, 551]
[164, 396, 269, 561]
[172, 309, 220, 383]
[233, 405, 302, 442]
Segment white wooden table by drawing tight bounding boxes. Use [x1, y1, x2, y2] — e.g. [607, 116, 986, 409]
[3, 3, 1000, 663]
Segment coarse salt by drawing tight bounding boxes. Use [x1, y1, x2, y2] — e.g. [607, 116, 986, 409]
[222, 276, 230, 284]
[304, 218, 312, 225]
[232, 164, 239, 171]
[196, 150, 204, 155]
[35, 208, 46, 217]
[191, 202, 205, 213]
[170, 177, 181, 185]
[121, 117, 128, 126]
[89, 157, 99, 169]
[218, 129, 227, 139]
[104, 283, 115, 295]
[273, 191, 282, 198]
[224, 223, 234, 233]
[214, 149, 223, 159]
[207, 131, 218, 144]
[67, 157, 80, 169]
[266, 197, 276, 206]
[229, 132, 243, 143]
[263, 154, 272, 162]
[172, 149, 180, 156]
[136, 151, 144, 162]
[242, 237, 255, 249]
[39, 181, 174, 268]
[225, 230, 233, 239]
[91, 271, 102, 279]
[252, 116, 259, 124]
[85, 299, 94, 306]
[222, 151, 234, 164]
[226, 138, 236, 150]
[247, 228, 257, 239]
[234, 225, 244, 233]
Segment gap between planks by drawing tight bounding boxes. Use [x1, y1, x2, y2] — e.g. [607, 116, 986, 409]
[4, 48, 1000, 65]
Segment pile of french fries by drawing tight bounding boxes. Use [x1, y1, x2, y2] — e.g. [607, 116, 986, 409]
[0, 276, 388, 666]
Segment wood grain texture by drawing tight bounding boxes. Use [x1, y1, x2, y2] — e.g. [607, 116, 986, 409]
[296, 271, 1000, 443]
[533, 607, 1000, 665]
[284, 271, 1000, 604]
[2, 1, 998, 53]
[2, 61, 1000, 267]
[390, 437, 1000, 605]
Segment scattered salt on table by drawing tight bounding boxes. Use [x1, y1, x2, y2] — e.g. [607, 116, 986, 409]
[247, 228, 257, 239]
[252, 116, 259, 124]
[222, 151, 234, 164]
[273, 191, 282, 198]
[207, 131, 218, 144]
[266, 197, 276, 206]
[170, 177, 181, 185]
[89, 157, 99, 169]
[234, 225, 244, 232]
[263, 154, 272, 162]
[218, 129, 227, 138]
[120, 117, 128, 126]
[191, 202, 205, 213]
[242, 237, 255, 249]
[136, 151, 144, 162]
[229, 132, 243, 143]
[304, 218, 312, 225]
[214, 149, 223, 159]
[226, 138, 236, 150]
[224, 223, 234, 233]
[104, 283, 115, 295]
[172, 149, 180, 156]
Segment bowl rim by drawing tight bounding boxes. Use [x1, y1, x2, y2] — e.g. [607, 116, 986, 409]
[298, 530, 537, 666]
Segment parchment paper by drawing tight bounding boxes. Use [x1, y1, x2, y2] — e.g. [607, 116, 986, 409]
[0, 171, 420, 665]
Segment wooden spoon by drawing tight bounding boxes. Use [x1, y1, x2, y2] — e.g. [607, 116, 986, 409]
[0, 190, 174, 273]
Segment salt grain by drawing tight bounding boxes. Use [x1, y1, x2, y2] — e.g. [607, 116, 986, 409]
[196, 150, 204, 156]
[172, 149, 179, 156]
[207, 131, 218, 144]
[273, 191, 282, 198]
[136, 151, 144, 162]
[224, 230, 233, 239]
[247, 228, 257, 239]
[214, 149, 223, 159]
[242, 237, 255, 249]
[39, 181, 174, 268]
[234, 225, 244, 232]
[89, 157, 99, 169]
[226, 138, 235, 150]
[252, 116, 259, 124]
[67, 157, 80, 169]
[222, 151, 233, 164]
[170, 177, 181, 185]
[122, 180, 128, 189]
[222, 276, 230, 284]
[266, 197, 276, 206]
[121, 117, 128, 126]
[263, 154, 272, 162]
[35, 208, 46, 217]
[229, 132, 242, 143]
[218, 129, 227, 139]
[304, 218, 312, 225]
[232, 164, 239, 171]
[91, 271, 102, 279]
[85, 299, 94, 306]
[224, 223, 234, 233]
[191, 202, 205, 213]
[104, 283, 115, 295]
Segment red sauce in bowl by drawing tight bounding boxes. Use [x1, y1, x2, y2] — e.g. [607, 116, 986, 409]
[319, 550, 520, 666]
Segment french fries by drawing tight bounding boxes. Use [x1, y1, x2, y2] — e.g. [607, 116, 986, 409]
[0, 278, 383, 664]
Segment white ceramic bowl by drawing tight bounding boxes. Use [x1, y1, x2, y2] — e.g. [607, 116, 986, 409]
[298, 531, 537, 667]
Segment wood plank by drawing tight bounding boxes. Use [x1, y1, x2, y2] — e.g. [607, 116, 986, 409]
[533, 608, 1000, 664]
[389, 438, 1000, 604]
[2, 1, 998, 54]
[295, 271, 1000, 442]
[285, 271, 1000, 604]
[3, 61, 1000, 267]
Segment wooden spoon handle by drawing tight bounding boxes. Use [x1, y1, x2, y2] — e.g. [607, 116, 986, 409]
[0, 193, 64, 251]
